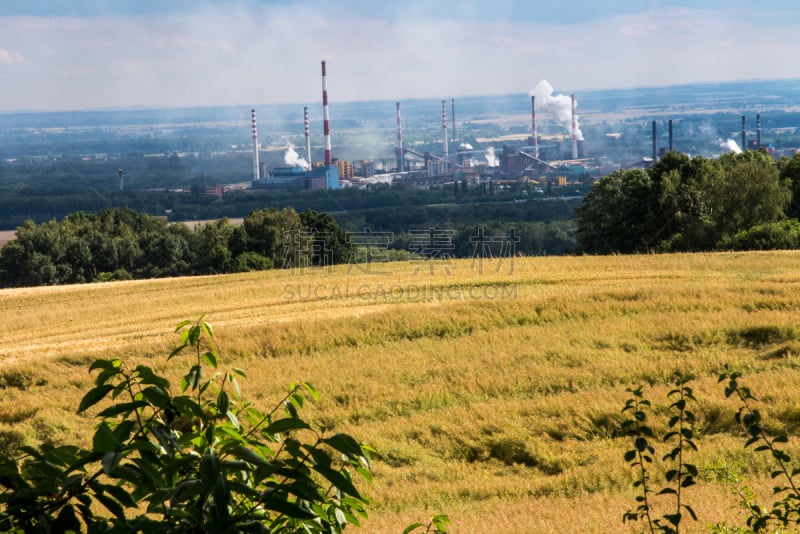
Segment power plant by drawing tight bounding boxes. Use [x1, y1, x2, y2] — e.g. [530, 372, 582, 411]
[246, 61, 779, 195]
[251, 60, 339, 191]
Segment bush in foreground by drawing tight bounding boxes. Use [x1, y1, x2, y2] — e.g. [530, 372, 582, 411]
[0, 318, 373, 532]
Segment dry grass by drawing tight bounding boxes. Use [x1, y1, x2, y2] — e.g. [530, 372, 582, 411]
[3, 251, 800, 532]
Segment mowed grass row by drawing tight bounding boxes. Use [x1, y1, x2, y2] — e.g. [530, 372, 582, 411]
[2, 252, 800, 532]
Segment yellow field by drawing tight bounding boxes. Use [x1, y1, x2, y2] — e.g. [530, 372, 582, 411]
[2, 252, 800, 532]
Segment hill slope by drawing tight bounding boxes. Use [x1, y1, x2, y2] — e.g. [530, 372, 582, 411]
[2, 253, 800, 532]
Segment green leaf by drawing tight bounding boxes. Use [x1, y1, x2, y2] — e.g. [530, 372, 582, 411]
[265, 417, 311, 435]
[92, 421, 121, 453]
[78, 384, 114, 413]
[202, 351, 218, 368]
[174, 319, 193, 332]
[227, 445, 271, 467]
[213, 475, 230, 526]
[94, 490, 126, 520]
[52, 504, 81, 533]
[97, 400, 148, 418]
[200, 453, 220, 484]
[101, 451, 122, 475]
[101, 483, 138, 508]
[217, 390, 229, 415]
[302, 381, 319, 401]
[324, 434, 366, 461]
[261, 497, 316, 520]
[312, 453, 361, 498]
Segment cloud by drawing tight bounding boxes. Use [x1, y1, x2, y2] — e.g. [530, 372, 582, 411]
[0, 3, 798, 111]
[0, 48, 22, 63]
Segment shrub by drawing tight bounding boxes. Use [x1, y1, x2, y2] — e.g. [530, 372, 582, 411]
[0, 318, 373, 533]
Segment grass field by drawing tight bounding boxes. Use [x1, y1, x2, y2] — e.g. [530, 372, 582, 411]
[2, 252, 800, 532]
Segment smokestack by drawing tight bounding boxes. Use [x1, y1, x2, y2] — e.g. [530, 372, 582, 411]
[396, 102, 404, 172]
[118, 168, 123, 191]
[652, 121, 657, 161]
[741, 115, 746, 152]
[571, 94, 578, 159]
[251, 108, 260, 181]
[442, 100, 449, 166]
[304, 106, 311, 167]
[757, 113, 762, 148]
[668, 119, 673, 153]
[531, 95, 539, 158]
[451, 98, 456, 145]
[322, 60, 332, 165]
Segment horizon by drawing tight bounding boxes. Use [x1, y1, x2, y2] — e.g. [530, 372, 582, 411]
[1, 76, 798, 116]
[1, 1, 799, 112]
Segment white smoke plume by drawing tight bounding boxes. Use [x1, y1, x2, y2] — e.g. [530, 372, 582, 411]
[485, 146, 499, 167]
[284, 144, 310, 169]
[460, 142, 473, 150]
[721, 139, 742, 154]
[530, 79, 583, 141]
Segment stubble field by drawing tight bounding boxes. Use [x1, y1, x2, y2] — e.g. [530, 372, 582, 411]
[2, 252, 800, 532]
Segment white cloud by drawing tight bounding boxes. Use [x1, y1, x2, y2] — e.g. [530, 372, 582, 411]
[0, 47, 22, 63]
[0, 4, 798, 111]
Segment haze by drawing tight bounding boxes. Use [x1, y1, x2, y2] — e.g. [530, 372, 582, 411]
[0, 0, 799, 111]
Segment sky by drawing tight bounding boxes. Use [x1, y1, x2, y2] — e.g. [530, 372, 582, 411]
[0, 0, 798, 111]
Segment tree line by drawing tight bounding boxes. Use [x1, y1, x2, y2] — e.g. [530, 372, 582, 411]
[575, 150, 800, 253]
[0, 206, 576, 288]
[0, 208, 350, 287]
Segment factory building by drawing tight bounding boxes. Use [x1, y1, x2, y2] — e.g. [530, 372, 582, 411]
[251, 165, 339, 191]
[335, 159, 354, 180]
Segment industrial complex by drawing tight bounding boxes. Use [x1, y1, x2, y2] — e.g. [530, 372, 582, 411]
[239, 61, 790, 198]
[247, 60, 600, 195]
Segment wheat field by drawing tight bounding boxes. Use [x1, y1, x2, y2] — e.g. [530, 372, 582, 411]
[2, 252, 800, 532]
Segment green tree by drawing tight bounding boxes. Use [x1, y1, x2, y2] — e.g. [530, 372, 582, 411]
[243, 208, 310, 269]
[711, 154, 790, 238]
[192, 218, 236, 274]
[575, 169, 659, 253]
[299, 209, 349, 266]
[654, 155, 721, 251]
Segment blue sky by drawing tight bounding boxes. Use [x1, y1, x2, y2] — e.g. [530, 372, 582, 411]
[0, 1, 798, 111]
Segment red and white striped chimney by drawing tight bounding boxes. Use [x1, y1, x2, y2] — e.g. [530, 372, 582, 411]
[396, 102, 404, 172]
[321, 61, 332, 165]
[251, 108, 260, 181]
[304, 106, 311, 166]
[441, 100, 449, 165]
[571, 94, 578, 160]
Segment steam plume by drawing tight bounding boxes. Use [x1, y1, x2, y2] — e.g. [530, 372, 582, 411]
[721, 139, 742, 154]
[530, 80, 583, 140]
[284, 144, 310, 169]
[485, 146, 499, 167]
[460, 142, 473, 150]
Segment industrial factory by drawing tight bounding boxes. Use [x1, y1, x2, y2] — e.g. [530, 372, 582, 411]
[243, 60, 787, 198]
[247, 60, 599, 194]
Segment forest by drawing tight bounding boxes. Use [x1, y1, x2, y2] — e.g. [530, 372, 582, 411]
[576, 150, 800, 253]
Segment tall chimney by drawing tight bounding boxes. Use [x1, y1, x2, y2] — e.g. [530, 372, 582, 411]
[451, 98, 456, 146]
[251, 108, 260, 181]
[668, 119, 673, 153]
[396, 101, 404, 172]
[303, 106, 311, 167]
[741, 115, 746, 152]
[757, 113, 762, 148]
[531, 95, 539, 158]
[322, 60, 332, 165]
[652, 121, 657, 162]
[571, 94, 578, 159]
[442, 100, 449, 166]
